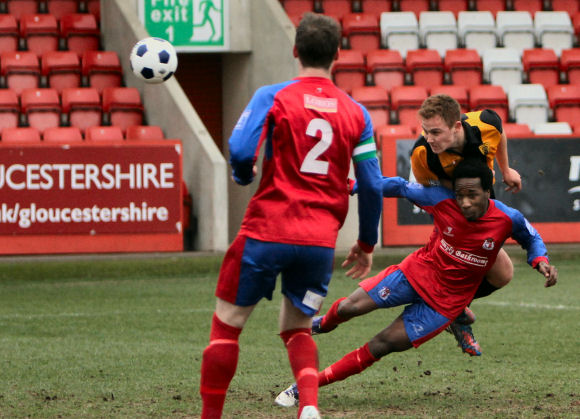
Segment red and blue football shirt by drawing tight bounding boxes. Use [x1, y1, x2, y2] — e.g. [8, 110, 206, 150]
[229, 76, 383, 248]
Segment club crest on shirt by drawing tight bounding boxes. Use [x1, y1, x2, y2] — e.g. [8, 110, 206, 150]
[443, 226, 454, 237]
[479, 143, 490, 155]
[378, 286, 391, 300]
[482, 238, 495, 250]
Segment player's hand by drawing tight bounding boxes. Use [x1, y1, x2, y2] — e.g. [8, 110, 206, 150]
[502, 168, 522, 193]
[342, 242, 372, 279]
[537, 261, 558, 287]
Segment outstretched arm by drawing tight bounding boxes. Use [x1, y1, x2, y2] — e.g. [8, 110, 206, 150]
[495, 131, 522, 193]
[536, 261, 558, 287]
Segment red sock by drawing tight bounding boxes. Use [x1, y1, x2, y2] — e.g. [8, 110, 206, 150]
[200, 313, 242, 419]
[320, 297, 348, 331]
[281, 328, 319, 416]
[318, 343, 378, 387]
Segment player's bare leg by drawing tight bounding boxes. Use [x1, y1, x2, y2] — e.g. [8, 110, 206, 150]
[200, 299, 256, 419]
[313, 287, 379, 334]
[279, 296, 321, 419]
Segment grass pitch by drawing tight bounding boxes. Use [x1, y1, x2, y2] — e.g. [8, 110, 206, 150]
[0, 247, 578, 418]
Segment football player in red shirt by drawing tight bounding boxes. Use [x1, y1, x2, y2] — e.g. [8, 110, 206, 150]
[275, 158, 557, 408]
[200, 13, 383, 419]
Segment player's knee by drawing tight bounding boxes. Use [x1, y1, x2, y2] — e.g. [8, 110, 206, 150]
[336, 298, 358, 319]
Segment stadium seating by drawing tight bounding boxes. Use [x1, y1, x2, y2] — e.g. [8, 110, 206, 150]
[85, 125, 125, 142]
[508, 83, 549, 130]
[457, 11, 496, 57]
[469, 84, 509, 122]
[376, 124, 415, 151]
[437, 0, 468, 18]
[46, 0, 81, 19]
[512, 0, 543, 15]
[533, 121, 572, 135]
[560, 48, 580, 84]
[125, 125, 165, 141]
[360, 0, 391, 15]
[20, 87, 61, 134]
[380, 12, 419, 58]
[102, 87, 144, 134]
[390, 85, 428, 127]
[548, 84, 580, 126]
[552, 0, 580, 16]
[1, 126, 41, 143]
[473, 0, 505, 17]
[60, 13, 100, 56]
[342, 13, 381, 52]
[0, 14, 18, 53]
[521, 48, 560, 88]
[20, 14, 59, 57]
[5, 0, 39, 19]
[280, 0, 314, 15]
[320, 0, 352, 18]
[419, 11, 457, 57]
[406, 48, 443, 87]
[86, 0, 100, 20]
[61, 87, 102, 134]
[503, 122, 533, 137]
[366, 49, 405, 91]
[1, 51, 40, 94]
[496, 11, 535, 56]
[81, 50, 122, 93]
[42, 126, 84, 143]
[0, 89, 20, 134]
[398, 0, 430, 18]
[351, 86, 390, 128]
[331, 49, 366, 93]
[534, 11, 574, 56]
[483, 47, 523, 93]
[42, 50, 81, 93]
[445, 48, 483, 88]
[430, 85, 469, 113]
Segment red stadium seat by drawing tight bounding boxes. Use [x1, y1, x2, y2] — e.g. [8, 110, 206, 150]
[320, 0, 352, 18]
[125, 125, 165, 141]
[512, 0, 543, 15]
[60, 13, 100, 56]
[430, 85, 469, 113]
[342, 13, 380, 53]
[469, 84, 509, 122]
[405, 49, 443, 87]
[102, 87, 144, 134]
[390, 85, 428, 127]
[366, 49, 404, 91]
[81, 50, 122, 93]
[552, 0, 580, 15]
[473, 0, 505, 17]
[43, 126, 83, 142]
[85, 125, 124, 142]
[6, 0, 39, 19]
[437, 0, 468, 18]
[560, 48, 580, 84]
[46, 0, 81, 19]
[20, 14, 59, 57]
[332, 49, 366, 94]
[281, 0, 314, 15]
[1, 127, 41, 143]
[376, 124, 415, 152]
[503, 122, 533, 137]
[86, 0, 100, 21]
[444, 48, 482, 88]
[360, 0, 391, 15]
[20, 88, 61, 134]
[522, 48, 560, 88]
[42, 50, 81, 93]
[1, 51, 40, 94]
[399, 0, 430, 18]
[61, 87, 102, 134]
[548, 84, 580, 126]
[0, 89, 20, 134]
[0, 15, 19, 53]
[352, 86, 390, 128]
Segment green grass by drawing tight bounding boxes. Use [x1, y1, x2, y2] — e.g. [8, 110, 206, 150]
[0, 247, 578, 418]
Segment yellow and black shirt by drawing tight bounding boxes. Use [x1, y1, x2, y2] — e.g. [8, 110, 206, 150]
[411, 109, 503, 187]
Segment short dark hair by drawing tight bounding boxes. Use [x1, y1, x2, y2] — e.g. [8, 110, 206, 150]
[295, 13, 341, 70]
[418, 94, 461, 128]
[452, 158, 493, 192]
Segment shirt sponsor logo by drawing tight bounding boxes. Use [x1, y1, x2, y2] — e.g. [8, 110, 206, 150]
[482, 238, 495, 250]
[304, 94, 337, 113]
[378, 286, 391, 300]
[302, 290, 324, 311]
[234, 109, 251, 130]
[440, 238, 489, 267]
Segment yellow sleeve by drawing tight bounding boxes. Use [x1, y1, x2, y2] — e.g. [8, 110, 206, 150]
[411, 145, 439, 186]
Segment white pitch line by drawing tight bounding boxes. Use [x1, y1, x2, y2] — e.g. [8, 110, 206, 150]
[475, 300, 580, 311]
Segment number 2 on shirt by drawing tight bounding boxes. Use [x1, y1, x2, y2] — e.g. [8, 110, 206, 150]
[301, 118, 332, 175]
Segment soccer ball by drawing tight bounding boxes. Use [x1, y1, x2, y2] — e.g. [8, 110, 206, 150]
[129, 37, 178, 84]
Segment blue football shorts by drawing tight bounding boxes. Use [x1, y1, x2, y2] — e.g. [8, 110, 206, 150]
[216, 235, 334, 317]
[360, 265, 453, 347]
